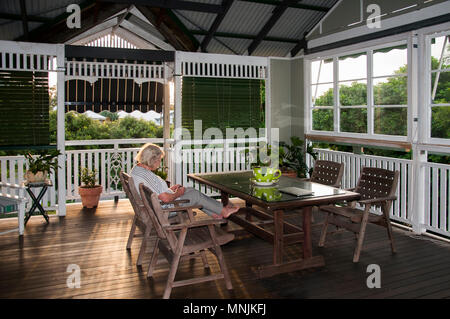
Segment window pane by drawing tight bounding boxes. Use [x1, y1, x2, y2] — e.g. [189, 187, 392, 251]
[312, 109, 333, 131]
[373, 45, 407, 77]
[340, 108, 367, 133]
[431, 106, 450, 139]
[431, 35, 450, 71]
[311, 59, 333, 84]
[374, 76, 407, 105]
[312, 84, 333, 106]
[339, 81, 367, 106]
[431, 71, 450, 104]
[338, 53, 366, 81]
[374, 107, 407, 136]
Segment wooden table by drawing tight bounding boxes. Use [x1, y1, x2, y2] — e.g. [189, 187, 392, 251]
[188, 171, 360, 278]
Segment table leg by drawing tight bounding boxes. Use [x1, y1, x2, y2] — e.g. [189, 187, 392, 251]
[302, 206, 312, 259]
[220, 191, 229, 206]
[273, 210, 284, 265]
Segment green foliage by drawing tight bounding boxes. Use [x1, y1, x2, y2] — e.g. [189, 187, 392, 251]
[280, 137, 317, 178]
[80, 167, 98, 188]
[48, 111, 164, 149]
[24, 149, 61, 174]
[100, 111, 119, 121]
[153, 167, 168, 180]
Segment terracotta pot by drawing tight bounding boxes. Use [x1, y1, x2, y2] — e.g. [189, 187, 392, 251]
[79, 185, 103, 208]
[25, 170, 48, 183]
[281, 169, 297, 178]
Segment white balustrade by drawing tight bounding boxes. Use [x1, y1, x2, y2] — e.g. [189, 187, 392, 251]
[1, 142, 448, 240]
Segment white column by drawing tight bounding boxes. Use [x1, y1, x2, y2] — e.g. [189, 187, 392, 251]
[410, 32, 426, 234]
[163, 64, 171, 175]
[56, 44, 66, 216]
[174, 52, 182, 185]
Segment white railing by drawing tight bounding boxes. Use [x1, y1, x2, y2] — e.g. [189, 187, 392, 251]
[308, 148, 450, 239]
[176, 138, 265, 196]
[65, 138, 166, 200]
[423, 162, 449, 238]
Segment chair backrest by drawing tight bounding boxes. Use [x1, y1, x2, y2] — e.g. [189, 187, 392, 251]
[119, 172, 149, 224]
[355, 167, 399, 203]
[139, 183, 179, 249]
[310, 160, 345, 187]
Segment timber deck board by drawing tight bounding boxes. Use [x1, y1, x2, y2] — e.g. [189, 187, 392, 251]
[0, 199, 449, 299]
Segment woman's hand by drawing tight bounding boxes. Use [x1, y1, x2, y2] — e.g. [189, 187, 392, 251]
[158, 186, 185, 203]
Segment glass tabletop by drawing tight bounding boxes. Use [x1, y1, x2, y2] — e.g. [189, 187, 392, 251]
[195, 171, 346, 203]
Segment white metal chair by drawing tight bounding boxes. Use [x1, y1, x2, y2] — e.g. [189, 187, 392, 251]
[0, 182, 27, 236]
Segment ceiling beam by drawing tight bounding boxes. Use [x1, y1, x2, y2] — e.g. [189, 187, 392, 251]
[290, 36, 307, 57]
[191, 29, 299, 44]
[238, 0, 329, 12]
[19, 0, 29, 40]
[200, 0, 234, 52]
[16, 0, 128, 43]
[99, 0, 223, 14]
[247, 0, 299, 55]
[137, 6, 199, 51]
[0, 13, 52, 23]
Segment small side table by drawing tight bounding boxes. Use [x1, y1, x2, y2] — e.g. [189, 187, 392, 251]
[24, 180, 52, 225]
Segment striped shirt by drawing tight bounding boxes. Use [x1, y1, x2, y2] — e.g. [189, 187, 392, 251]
[130, 165, 174, 209]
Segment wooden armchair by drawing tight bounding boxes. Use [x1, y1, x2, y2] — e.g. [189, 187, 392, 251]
[120, 172, 191, 266]
[318, 167, 399, 262]
[309, 160, 345, 188]
[139, 183, 234, 299]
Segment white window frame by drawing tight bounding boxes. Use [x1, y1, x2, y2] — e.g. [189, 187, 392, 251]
[424, 28, 450, 146]
[305, 35, 411, 143]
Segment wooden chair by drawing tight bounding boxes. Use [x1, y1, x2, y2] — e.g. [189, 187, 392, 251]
[309, 160, 345, 187]
[120, 172, 191, 266]
[120, 172, 153, 267]
[318, 167, 399, 262]
[139, 183, 234, 299]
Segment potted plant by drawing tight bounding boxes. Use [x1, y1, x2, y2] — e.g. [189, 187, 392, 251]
[280, 136, 317, 178]
[24, 150, 61, 183]
[79, 167, 103, 208]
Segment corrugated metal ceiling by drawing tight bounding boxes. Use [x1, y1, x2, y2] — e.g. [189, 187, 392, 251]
[0, 0, 339, 57]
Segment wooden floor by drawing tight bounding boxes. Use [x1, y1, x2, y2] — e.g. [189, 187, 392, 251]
[0, 199, 449, 299]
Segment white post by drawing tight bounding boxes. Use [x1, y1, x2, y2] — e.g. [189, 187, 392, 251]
[174, 52, 182, 185]
[266, 57, 272, 143]
[56, 44, 66, 216]
[410, 32, 426, 234]
[163, 64, 171, 173]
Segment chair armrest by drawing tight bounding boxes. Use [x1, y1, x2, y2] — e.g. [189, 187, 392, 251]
[345, 187, 356, 191]
[161, 205, 203, 213]
[164, 219, 227, 231]
[0, 182, 25, 189]
[162, 199, 190, 205]
[359, 196, 397, 205]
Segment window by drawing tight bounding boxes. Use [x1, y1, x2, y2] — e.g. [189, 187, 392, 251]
[308, 41, 409, 138]
[373, 45, 408, 136]
[429, 33, 450, 140]
[338, 53, 367, 133]
[311, 59, 334, 131]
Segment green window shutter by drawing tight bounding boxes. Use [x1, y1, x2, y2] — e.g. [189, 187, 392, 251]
[182, 77, 264, 137]
[0, 71, 50, 147]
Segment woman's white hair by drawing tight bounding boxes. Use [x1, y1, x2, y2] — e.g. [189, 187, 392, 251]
[135, 143, 164, 167]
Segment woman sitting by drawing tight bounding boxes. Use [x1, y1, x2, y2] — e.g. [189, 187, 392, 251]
[130, 143, 239, 219]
